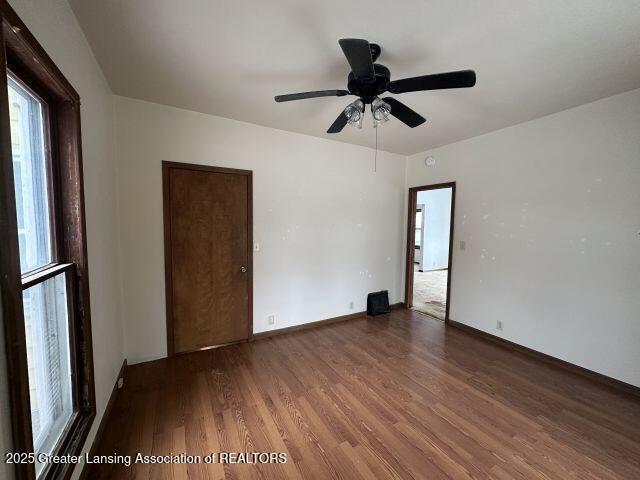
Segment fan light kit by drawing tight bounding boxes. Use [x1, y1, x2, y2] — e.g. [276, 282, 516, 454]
[371, 98, 391, 127]
[344, 99, 365, 128]
[275, 38, 476, 134]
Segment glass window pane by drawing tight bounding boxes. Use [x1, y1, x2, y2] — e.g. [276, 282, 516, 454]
[8, 77, 52, 274]
[23, 273, 73, 476]
[415, 210, 423, 226]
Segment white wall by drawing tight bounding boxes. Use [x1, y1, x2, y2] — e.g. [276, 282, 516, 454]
[114, 96, 407, 364]
[2, 1, 124, 478]
[407, 88, 640, 387]
[416, 188, 452, 271]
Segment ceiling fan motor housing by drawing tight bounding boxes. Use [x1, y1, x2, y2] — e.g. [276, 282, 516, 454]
[369, 43, 382, 62]
[347, 64, 390, 103]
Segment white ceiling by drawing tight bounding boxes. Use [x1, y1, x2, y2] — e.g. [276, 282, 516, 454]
[69, 0, 640, 155]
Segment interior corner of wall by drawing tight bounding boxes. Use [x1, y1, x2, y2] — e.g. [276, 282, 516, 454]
[403, 154, 410, 190]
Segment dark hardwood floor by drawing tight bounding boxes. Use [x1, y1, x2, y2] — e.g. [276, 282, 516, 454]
[85, 309, 640, 479]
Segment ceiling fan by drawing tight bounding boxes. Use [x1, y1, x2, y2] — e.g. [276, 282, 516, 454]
[274, 38, 476, 133]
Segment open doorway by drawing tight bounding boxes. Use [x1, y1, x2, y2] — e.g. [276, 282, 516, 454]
[405, 183, 455, 321]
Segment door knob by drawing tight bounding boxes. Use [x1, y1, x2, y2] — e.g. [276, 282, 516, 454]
[240, 266, 247, 273]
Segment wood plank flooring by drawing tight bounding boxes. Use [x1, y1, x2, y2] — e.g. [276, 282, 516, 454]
[85, 309, 640, 479]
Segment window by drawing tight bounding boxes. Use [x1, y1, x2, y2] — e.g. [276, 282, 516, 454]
[0, 4, 95, 480]
[9, 77, 76, 477]
[414, 208, 423, 249]
[9, 78, 52, 274]
[22, 273, 74, 474]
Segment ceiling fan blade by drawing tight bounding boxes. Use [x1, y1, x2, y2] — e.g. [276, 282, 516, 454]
[387, 70, 476, 94]
[274, 90, 350, 103]
[327, 111, 349, 133]
[338, 38, 375, 79]
[383, 98, 426, 128]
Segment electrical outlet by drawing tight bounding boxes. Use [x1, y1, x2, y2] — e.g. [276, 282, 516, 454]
[254, 242, 260, 252]
[349, 301, 354, 310]
[268, 315, 275, 325]
[459, 240, 466, 251]
[496, 320, 504, 331]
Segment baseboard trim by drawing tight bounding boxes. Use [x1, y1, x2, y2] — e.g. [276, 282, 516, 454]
[79, 359, 127, 480]
[447, 319, 640, 398]
[252, 302, 405, 341]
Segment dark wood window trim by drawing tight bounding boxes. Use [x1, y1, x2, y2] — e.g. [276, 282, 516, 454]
[0, 3, 95, 480]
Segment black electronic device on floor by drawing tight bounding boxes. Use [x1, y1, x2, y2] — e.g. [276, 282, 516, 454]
[367, 290, 390, 316]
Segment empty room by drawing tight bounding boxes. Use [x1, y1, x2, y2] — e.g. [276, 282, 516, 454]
[0, 1, 639, 479]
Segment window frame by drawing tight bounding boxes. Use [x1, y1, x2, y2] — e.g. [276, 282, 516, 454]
[0, 4, 95, 480]
[414, 206, 424, 250]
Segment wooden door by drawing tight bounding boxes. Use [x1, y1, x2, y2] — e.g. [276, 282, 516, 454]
[163, 162, 252, 355]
